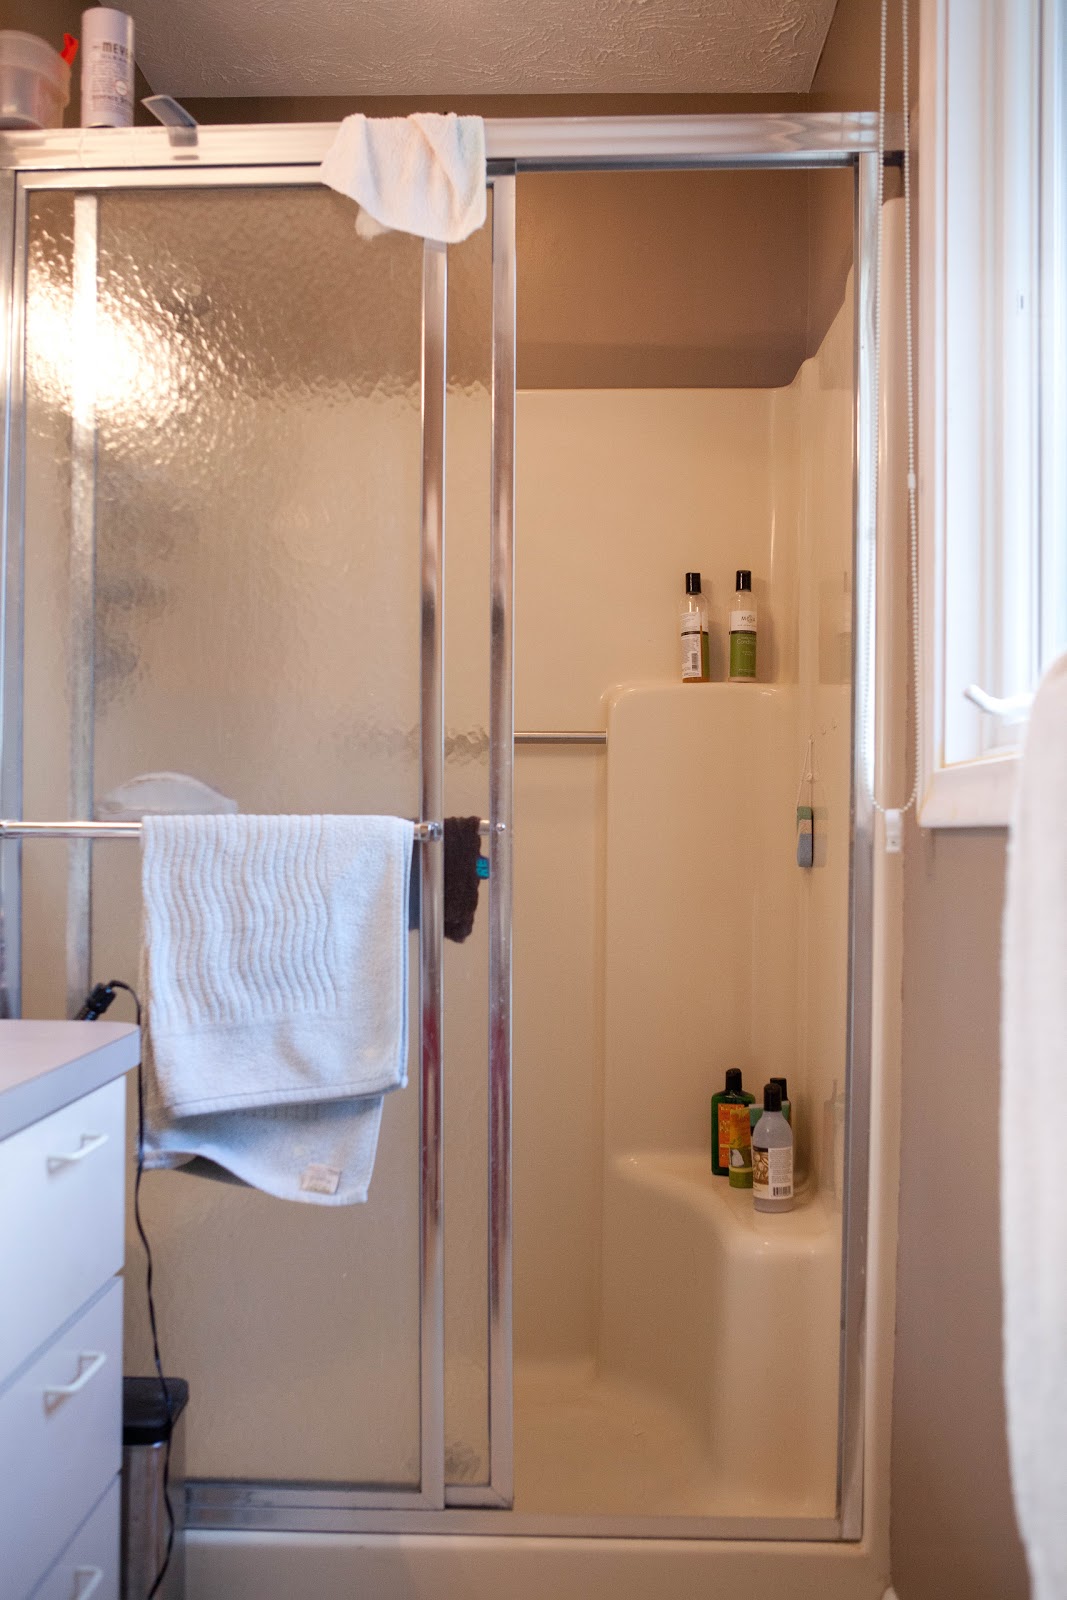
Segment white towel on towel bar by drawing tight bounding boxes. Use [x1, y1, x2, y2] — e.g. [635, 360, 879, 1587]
[320, 113, 486, 242]
[1002, 652, 1067, 1600]
[141, 813, 414, 1205]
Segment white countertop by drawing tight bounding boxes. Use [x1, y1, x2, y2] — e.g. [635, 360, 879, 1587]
[0, 1021, 140, 1141]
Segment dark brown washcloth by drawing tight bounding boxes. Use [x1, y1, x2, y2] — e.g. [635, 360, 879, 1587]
[443, 815, 483, 943]
[407, 816, 485, 941]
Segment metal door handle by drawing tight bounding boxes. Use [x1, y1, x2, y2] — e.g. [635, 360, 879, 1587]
[47, 1131, 108, 1171]
[44, 1350, 107, 1409]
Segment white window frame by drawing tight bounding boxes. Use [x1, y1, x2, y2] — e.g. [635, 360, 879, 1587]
[920, 0, 1065, 827]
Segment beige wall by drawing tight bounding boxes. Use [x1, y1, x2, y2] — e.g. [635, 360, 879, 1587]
[806, 0, 908, 353]
[810, 13, 1028, 1599]
[515, 167, 815, 389]
[513, 381, 784, 1373]
[882, 0, 1028, 1591]
[891, 825, 1028, 1598]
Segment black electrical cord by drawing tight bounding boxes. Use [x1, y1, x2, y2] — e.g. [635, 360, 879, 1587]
[81, 980, 174, 1600]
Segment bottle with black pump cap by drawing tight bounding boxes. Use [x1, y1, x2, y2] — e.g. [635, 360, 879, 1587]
[710, 1068, 754, 1176]
[729, 569, 757, 681]
[752, 1082, 794, 1213]
[769, 1076, 792, 1125]
[680, 571, 710, 682]
[750, 1074, 792, 1133]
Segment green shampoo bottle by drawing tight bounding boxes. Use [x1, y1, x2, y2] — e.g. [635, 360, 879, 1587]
[711, 1068, 755, 1176]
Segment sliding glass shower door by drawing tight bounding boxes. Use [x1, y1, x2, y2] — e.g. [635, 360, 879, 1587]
[8, 170, 511, 1511]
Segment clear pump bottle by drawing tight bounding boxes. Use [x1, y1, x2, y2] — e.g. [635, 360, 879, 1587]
[752, 1082, 794, 1213]
[680, 572, 710, 683]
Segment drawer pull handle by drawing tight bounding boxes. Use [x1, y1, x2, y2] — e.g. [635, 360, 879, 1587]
[47, 1131, 109, 1172]
[43, 1349, 107, 1410]
[73, 1568, 104, 1599]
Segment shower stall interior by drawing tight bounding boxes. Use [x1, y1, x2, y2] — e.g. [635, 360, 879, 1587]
[0, 114, 900, 1562]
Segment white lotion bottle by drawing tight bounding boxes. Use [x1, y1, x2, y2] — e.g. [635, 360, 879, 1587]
[752, 1081, 794, 1213]
[81, 8, 135, 128]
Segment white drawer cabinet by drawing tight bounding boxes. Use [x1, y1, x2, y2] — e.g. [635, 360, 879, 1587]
[31, 1479, 121, 1600]
[0, 1078, 126, 1379]
[0, 1283, 123, 1600]
[0, 1022, 138, 1600]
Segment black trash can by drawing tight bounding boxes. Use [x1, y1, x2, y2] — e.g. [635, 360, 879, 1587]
[122, 1377, 189, 1600]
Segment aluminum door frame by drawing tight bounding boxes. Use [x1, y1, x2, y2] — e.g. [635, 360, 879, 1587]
[0, 111, 893, 1540]
[0, 161, 473, 1516]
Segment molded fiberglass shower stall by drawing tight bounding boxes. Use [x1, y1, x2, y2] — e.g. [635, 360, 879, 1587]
[0, 115, 905, 1595]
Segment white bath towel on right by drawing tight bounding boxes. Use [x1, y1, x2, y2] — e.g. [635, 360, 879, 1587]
[1002, 650, 1067, 1600]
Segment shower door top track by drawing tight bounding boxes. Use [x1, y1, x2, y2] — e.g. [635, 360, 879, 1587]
[0, 111, 905, 176]
[0, 114, 895, 1549]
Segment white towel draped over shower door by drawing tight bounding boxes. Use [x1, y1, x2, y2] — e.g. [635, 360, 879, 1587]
[319, 113, 487, 242]
[1001, 652, 1067, 1600]
[140, 812, 414, 1205]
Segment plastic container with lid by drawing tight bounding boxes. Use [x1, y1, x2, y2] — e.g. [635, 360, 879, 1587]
[0, 32, 71, 130]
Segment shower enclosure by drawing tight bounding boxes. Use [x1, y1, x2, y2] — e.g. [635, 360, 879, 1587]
[0, 114, 899, 1565]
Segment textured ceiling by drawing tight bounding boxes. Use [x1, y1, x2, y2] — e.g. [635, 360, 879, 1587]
[124, 0, 839, 99]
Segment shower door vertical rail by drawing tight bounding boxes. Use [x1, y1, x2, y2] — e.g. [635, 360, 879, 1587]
[0, 168, 23, 1019]
[838, 147, 880, 1542]
[419, 238, 447, 1511]
[66, 193, 98, 1017]
[488, 171, 516, 1508]
[445, 169, 517, 1514]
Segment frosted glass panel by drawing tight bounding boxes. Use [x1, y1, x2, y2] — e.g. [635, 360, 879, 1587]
[23, 186, 430, 1486]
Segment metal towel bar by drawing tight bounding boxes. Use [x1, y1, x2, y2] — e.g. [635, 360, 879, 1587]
[515, 731, 606, 746]
[0, 819, 492, 842]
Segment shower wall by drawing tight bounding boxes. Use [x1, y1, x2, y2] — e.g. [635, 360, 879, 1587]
[513, 384, 788, 1367]
[511, 280, 855, 1383]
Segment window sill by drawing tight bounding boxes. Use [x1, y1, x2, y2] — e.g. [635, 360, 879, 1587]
[919, 755, 1018, 829]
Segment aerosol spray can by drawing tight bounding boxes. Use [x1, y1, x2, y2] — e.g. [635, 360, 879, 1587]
[81, 8, 134, 128]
